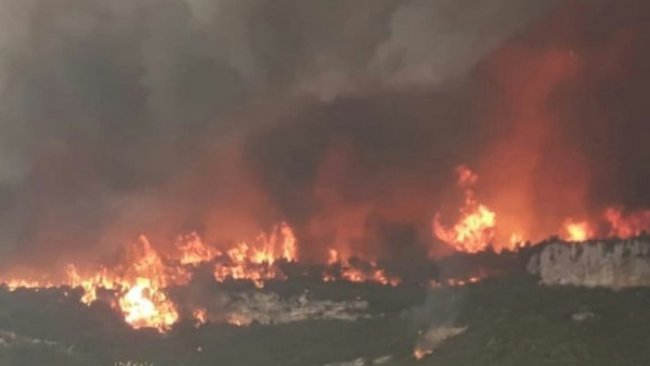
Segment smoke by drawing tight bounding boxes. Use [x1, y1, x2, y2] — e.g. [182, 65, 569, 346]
[472, 0, 650, 243]
[0, 0, 646, 272]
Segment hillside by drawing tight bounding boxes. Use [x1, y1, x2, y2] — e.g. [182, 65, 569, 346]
[1, 277, 649, 366]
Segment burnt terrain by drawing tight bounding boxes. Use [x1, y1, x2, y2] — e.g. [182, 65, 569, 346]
[1, 276, 650, 366]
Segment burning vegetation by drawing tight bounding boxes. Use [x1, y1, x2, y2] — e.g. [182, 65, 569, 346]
[0, 3, 647, 366]
[0, 221, 405, 331]
[2, 161, 648, 333]
[433, 165, 650, 253]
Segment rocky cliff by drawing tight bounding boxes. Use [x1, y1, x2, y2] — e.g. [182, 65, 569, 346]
[527, 236, 650, 288]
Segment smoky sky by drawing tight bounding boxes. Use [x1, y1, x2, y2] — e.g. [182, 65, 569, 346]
[0, 0, 647, 269]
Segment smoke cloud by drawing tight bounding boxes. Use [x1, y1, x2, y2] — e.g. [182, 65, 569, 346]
[0, 0, 646, 272]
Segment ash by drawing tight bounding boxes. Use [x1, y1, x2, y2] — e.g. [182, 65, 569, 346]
[223, 291, 371, 326]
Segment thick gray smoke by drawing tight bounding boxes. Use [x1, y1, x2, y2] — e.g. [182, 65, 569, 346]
[0, 0, 565, 269]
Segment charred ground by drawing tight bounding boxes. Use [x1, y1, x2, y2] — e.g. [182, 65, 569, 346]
[2, 276, 650, 366]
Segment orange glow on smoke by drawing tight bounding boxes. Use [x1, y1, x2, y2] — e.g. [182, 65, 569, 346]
[604, 207, 650, 238]
[327, 248, 340, 265]
[474, 29, 589, 245]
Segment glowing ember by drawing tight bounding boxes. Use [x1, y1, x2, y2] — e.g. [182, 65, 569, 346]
[456, 165, 478, 187]
[413, 348, 432, 360]
[429, 276, 483, 288]
[509, 232, 524, 247]
[226, 314, 247, 327]
[323, 249, 401, 286]
[340, 266, 400, 287]
[327, 248, 340, 265]
[193, 308, 208, 327]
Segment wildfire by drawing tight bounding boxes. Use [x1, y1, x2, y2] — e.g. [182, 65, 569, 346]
[3, 279, 54, 292]
[604, 207, 650, 238]
[562, 219, 592, 242]
[0, 237, 184, 332]
[118, 278, 179, 332]
[73, 236, 182, 331]
[0, 222, 307, 332]
[1, 198, 647, 333]
[340, 265, 400, 287]
[560, 208, 650, 242]
[433, 165, 650, 254]
[433, 166, 498, 253]
[322, 249, 401, 286]
[0, 225, 298, 332]
[212, 222, 297, 288]
[177, 233, 221, 266]
[3, 243, 194, 331]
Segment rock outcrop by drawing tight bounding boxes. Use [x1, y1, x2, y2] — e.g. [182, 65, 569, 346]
[527, 236, 650, 288]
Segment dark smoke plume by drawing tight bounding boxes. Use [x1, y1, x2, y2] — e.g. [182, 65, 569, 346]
[0, 0, 647, 272]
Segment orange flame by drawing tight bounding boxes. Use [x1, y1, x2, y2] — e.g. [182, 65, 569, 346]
[176, 233, 221, 266]
[3, 197, 645, 333]
[0, 222, 390, 332]
[433, 166, 498, 253]
[604, 207, 650, 238]
[432, 165, 649, 253]
[213, 222, 297, 288]
[322, 249, 401, 286]
[193, 308, 208, 327]
[118, 278, 179, 332]
[562, 219, 592, 242]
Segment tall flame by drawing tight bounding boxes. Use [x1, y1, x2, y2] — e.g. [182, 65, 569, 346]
[212, 222, 297, 288]
[0, 223, 302, 332]
[433, 165, 650, 253]
[433, 166, 498, 253]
